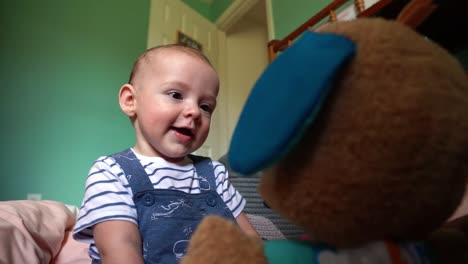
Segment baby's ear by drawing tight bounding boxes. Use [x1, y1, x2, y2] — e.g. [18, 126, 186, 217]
[119, 84, 137, 117]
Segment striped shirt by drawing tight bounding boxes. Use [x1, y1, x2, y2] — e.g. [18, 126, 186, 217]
[73, 149, 245, 259]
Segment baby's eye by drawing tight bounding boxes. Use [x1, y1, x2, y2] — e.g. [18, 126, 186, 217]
[200, 104, 213, 114]
[168, 92, 183, 100]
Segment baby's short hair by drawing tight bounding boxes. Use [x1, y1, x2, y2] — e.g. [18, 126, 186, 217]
[128, 44, 213, 85]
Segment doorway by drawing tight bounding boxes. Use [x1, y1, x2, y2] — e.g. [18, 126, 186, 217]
[216, 0, 271, 156]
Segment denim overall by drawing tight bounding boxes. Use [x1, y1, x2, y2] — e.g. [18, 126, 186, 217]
[92, 149, 236, 264]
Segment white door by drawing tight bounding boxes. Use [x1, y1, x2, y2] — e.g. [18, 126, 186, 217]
[147, 0, 227, 159]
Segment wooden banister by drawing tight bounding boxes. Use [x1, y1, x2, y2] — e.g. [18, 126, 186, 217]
[395, 0, 438, 28]
[267, 0, 448, 62]
[267, 0, 349, 61]
[357, 0, 394, 17]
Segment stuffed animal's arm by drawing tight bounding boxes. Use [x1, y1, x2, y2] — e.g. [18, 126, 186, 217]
[427, 215, 468, 263]
[182, 215, 267, 264]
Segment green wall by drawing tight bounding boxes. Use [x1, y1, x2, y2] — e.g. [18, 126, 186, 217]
[1, 0, 150, 206]
[181, 0, 233, 22]
[271, 0, 332, 39]
[181, 0, 212, 21]
[211, 0, 236, 21]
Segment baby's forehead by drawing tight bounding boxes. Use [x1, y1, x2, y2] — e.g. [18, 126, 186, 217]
[138, 48, 207, 73]
[148, 47, 208, 64]
[131, 47, 218, 88]
[131, 49, 175, 81]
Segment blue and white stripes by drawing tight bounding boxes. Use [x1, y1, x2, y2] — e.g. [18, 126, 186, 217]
[73, 149, 245, 257]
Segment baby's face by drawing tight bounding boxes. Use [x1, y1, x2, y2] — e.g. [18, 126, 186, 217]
[132, 50, 219, 161]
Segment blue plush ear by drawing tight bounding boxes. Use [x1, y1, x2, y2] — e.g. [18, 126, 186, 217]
[227, 31, 356, 175]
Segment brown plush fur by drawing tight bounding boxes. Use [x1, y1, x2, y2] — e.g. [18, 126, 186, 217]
[260, 18, 468, 247]
[182, 216, 267, 264]
[184, 18, 468, 262]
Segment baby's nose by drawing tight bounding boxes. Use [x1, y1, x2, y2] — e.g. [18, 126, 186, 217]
[183, 102, 201, 118]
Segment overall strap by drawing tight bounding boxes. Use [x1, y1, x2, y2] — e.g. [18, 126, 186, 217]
[110, 148, 153, 195]
[188, 154, 217, 190]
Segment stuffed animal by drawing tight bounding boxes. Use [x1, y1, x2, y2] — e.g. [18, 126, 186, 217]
[182, 17, 468, 264]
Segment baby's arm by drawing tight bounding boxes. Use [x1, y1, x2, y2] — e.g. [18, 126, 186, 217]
[94, 220, 144, 264]
[213, 161, 259, 237]
[236, 212, 259, 237]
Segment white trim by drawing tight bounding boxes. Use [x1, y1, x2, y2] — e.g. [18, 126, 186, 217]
[216, 31, 230, 157]
[265, 0, 275, 40]
[215, 0, 259, 31]
[147, 0, 163, 48]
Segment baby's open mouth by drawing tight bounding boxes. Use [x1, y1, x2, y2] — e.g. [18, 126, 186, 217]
[173, 127, 194, 137]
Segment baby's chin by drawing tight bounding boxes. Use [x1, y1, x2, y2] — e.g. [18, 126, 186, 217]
[160, 154, 188, 163]
[156, 140, 206, 162]
[162, 149, 199, 163]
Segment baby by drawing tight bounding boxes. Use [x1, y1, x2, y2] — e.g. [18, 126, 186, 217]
[73, 44, 257, 264]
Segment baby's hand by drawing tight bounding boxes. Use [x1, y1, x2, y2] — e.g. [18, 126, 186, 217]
[182, 215, 267, 264]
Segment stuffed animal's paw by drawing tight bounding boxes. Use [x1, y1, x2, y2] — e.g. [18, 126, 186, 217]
[182, 215, 267, 264]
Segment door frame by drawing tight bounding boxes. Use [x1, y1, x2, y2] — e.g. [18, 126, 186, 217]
[216, 0, 275, 40]
[214, 0, 273, 157]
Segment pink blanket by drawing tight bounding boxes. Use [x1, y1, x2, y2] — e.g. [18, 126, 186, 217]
[0, 200, 89, 264]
